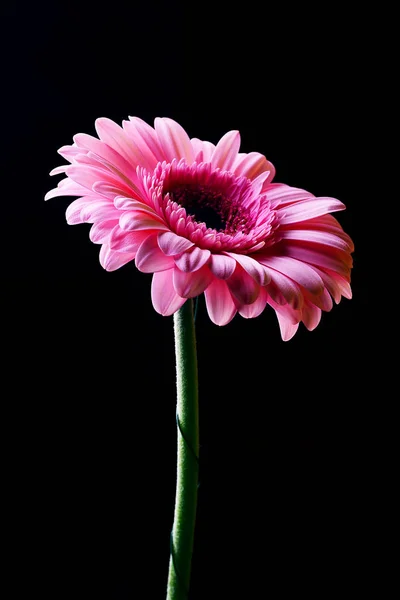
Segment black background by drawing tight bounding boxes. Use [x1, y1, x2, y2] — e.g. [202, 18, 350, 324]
[2, 1, 379, 598]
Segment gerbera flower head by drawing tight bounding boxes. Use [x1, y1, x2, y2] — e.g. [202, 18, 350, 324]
[46, 116, 353, 340]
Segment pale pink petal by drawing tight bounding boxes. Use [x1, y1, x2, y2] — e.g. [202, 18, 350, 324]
[89, 219, 119, 244]
[301, 302, 322, 331]
[257, 255, 324, 295]
[225, 252, 270, 285]
[158, 231, 194, 256]
[174, 246, 211, 272]
[190, 138, 215, 163]
[238, 287, 269, 318]
[279, 198, 346, 225]
[135, 234, 176, 272]
[154, 118, 195, 164]
[73, 133, 139, 182]
[109, 228, 151, 253]
[124, 117, 166, 170]
[99, 244, 136, 272]
[233, 152, 276, 183]
[204, 279, 237, 326]
[276, 313, 300, 341]
[209, 254, 236, 279]
[80, 202, 119, 224]
[151, 269, 187, 316]
[226, 264, 260, 305]
[211, 131, 241, 171]
[119, 211, 169, 232]
[172, 265, 214, 298]
[45, 178, 87, 200]
[95, 118, 142, 166]
[66, 198, 96, 224]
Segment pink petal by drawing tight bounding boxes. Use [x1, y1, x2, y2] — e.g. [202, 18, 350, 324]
[257, 255, 324, 295]
[263, 267, 304, 310]
[89, 219, 119, 244]
[172, 265, 214, 298]
[45, 178, 87, 200]
[99, 244, 136, 272]
[282, 244, 351, 278]
[95, 118, 142, 166]
[276, 313, 300, 341]
[174, 246, 211, 272]
[238, 287, 269, 318]
[80, 202, 119, 224]
[279, 197, 346, 225]
[301, 302, 322, 331]
[119, 211, 169, 232]
[109, 228, 151, 253]
[225, 252, 270, 285]
[135, 234, 175, 273]
[226, 264, 260, 305]
[124, 117, 165, 170]
[66, 197, 96, 224]
[154, 118, 195, 164]
[190, 139, 215, 163]
[209, 254, 236, 279]
[73, 132, 139, 182]
[232, 152, 276, 183]
[158, 231, 194, 256]
[211, 130, 241, 171]
[204, 279, 237, 326]
[151, 269, 187, 316]
[264, 184, 314, 208]
[280, 228, 353, 253]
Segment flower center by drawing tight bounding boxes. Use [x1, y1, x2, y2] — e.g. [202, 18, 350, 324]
[169, 184, 248, 234]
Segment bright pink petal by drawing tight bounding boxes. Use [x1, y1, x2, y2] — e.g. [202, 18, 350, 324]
[99, 244, 136, 272]
[279, 198, 346, 225]
[204, 279, 237, 326]
[154, 118, 195, 164]
[109, 228, 151, 253]
[158, 231, 194, 256]
[238, 287, 269, 318]
[211, 130, 241, 171]
[172, 265, 214, 298]
[174, 246, 211, 272]
[209, 254, 236, 279]
[73, 133, 139, 182]
[151, 269, 187, 316]
[135, 234, 176, 273]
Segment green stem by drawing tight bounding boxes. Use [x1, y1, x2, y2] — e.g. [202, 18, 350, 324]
[167, 299, 199, 600]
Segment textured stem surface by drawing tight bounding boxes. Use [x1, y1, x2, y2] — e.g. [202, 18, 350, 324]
[167, 300, 199, 600]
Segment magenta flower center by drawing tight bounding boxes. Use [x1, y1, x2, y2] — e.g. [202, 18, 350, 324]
[169, 185, 249, 234]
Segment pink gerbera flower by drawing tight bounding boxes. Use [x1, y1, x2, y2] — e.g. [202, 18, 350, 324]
[46, 116, 353, 340]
